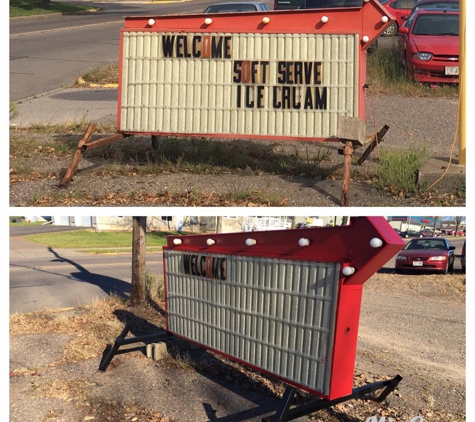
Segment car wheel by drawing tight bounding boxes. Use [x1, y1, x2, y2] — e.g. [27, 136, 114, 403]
[462, 265, 466, 274]
[382, 21, 398, 37]
[443, 264, 449, 275]
[448, 261, 454, 273]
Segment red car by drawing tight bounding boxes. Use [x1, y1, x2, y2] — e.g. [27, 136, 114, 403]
[380, 0, 416, 36]
[395, 237, 456, 274]
[398, 8, 459, 83]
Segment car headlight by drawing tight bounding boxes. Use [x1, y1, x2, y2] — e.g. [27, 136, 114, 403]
[396, 255, 407, 260]
[428, 256, 446, 261]
[413, 52, 433, 61]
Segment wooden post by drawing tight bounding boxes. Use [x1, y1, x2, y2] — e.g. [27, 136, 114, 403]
[59, 123, 95, 187]
[131, 217, 147, 305]
[340, 141, 354, 206]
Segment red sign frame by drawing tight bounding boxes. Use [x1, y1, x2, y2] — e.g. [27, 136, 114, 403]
[118, 3, 394, 142]
[163, 217, 404, 399]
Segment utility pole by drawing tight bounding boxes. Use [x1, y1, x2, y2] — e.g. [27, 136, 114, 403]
[131, 216, 147, 305]
[458, 0, 465, 165]
[216, 216, 223, 233]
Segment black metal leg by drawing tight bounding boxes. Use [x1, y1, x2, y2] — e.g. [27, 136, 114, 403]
[98, 323, 130, 371]
[99, 324, 170, 371]
[263, 375, 403, 422]
[261, 387, 296, 422]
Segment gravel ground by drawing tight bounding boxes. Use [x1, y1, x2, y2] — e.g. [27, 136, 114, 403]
[9, 94, 465, 207]
[9, 271, 466, 422]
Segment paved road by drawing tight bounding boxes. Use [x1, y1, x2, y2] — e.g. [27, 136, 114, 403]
[9, 226, 465, 314]
[9, 0, 274, 101]
[9, 228, 164, 314]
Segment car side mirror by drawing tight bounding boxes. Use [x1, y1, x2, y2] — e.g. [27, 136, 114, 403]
[449, 246, 456, 250]
[398, 26, 409, 34]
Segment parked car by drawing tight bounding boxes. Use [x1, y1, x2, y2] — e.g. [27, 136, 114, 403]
[448, 229, 464, 236]
[398, 0, 460, 32]
[204, 1, 269, 13]
[399, 230, 421, 238]
[419, 229, 435, 237]
[412, 0, 459, 13]
[395, 237, 456, 274]
[380, 0, 417, 36]
[460, 240, 465, 273]
[275, 0, 361, 9]
[274, 0, 299, 9]
[397, 8, 459, 84]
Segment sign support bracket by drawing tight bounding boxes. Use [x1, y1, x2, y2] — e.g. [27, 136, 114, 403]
[262, 375, 402, 422]
[98, 322, 169, 372]
[59, 123, 128, 187]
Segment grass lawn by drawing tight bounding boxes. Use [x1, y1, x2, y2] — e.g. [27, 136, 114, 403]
[10, 0, 98, 18]
[24, 230, 182, 252]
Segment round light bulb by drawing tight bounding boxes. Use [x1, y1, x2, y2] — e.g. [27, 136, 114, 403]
[262, 17, 270, 24]
[298, 238, 310, 247]
[370, 238, 383, 248]
[204, 18, 213, 25]
[342, 266, 355, 276]
[321, 16, 329, 23]
[381, 16, 389, 23]
[362, 35, 370, 43]
[173, 239, 182, 245]
[206, 239, 215, 246]
[245, 238, 257, 246]
[148, 19, 155, 26]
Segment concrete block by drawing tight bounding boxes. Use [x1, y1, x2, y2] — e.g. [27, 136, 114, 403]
[152, 342, 171, 361]
[337, 116, 366, 146]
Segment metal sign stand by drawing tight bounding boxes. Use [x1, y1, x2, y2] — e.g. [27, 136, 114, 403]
[263, 375, 402, 422]
[98, 322, 169, 372]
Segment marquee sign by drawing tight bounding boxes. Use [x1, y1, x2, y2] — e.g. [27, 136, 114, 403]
[118, 4, 393, 141]
[163, 217, 404, 399]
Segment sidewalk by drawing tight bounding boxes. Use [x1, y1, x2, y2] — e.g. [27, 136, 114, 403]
[11, 87, 119, 128]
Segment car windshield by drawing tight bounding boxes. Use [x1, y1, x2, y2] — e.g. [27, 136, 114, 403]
[205, 4, 260, 12]
[405, 239, 447, 250]
[412, 14, 459, 35]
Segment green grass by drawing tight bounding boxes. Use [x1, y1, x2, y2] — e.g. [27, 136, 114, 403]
[24, 230, 183, 251]
[9, 218, 45, 226]
[373, 143, 429, 195]
[10, 0, 97, 17]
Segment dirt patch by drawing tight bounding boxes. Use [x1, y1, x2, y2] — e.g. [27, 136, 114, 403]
[9, 94, 465, 207]
[10, 273, 466, 422]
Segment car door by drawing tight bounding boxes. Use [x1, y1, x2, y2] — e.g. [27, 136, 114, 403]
[445, 239, 456, 266]
[386, 0, 417, 27]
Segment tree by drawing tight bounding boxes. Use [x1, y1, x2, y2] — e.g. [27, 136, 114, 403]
[131, 217, 147, 305]
[454, 216, 465, 235]
[290, 216, 296, 229]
